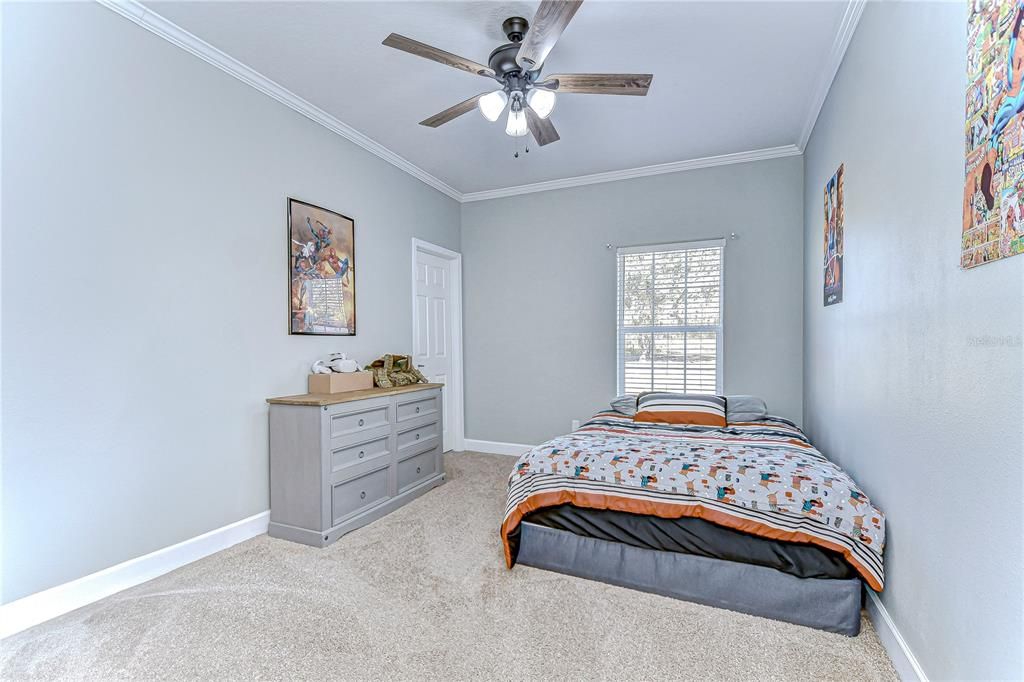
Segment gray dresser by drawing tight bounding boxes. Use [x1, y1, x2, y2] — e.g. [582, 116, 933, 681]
[266, 383, 445, 547]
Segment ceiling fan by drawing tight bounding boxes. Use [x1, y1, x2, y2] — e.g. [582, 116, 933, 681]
[382, 0, 653, 148]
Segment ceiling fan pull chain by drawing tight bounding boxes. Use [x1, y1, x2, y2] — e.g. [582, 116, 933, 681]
[511, 135, 529, 159]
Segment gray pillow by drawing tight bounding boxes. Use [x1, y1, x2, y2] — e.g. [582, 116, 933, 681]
[610, 394, 637, 416]
[725, 395, 767, 422]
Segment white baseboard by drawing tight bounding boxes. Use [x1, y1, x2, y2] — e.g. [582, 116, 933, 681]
[866, 590, 928, 682]
[463, 439, 534, 456]
[0, 510, 270, 639]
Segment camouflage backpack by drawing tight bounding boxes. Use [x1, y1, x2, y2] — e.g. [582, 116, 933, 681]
[365, 354, 428, 388]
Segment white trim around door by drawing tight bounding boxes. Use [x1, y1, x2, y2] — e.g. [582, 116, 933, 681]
[411, 238, 466, 452]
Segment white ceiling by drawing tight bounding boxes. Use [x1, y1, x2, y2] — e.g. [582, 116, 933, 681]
[144, 1, 851, 196]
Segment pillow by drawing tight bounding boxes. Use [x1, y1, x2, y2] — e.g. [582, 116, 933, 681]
[725, 395, 767, 423]
[634, 393, 726, 427]
[610, 394, 637, 416]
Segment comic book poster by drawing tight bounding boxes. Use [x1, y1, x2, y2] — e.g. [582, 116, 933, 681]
[963, 1, 1024, 268]
[288, 198, 355, 335]
[824, 164, 844, 306]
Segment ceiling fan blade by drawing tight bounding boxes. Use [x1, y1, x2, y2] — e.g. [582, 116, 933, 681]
[525, 107, 560, 146]
[541, 73, 653, 96]
[383, 33, 496, 79]
[516, 0, 584, 70]
[419, 93, 491, 128]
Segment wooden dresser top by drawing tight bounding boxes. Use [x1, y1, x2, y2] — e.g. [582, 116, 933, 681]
[267, 382, 443, 406]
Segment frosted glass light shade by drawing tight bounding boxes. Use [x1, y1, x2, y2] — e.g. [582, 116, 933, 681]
[527, 88, 556, 119]
[478, 90, 508, 122]
[505, 108, 528, 137]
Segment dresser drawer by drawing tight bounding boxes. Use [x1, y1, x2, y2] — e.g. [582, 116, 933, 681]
[397, 446, 440, 493]
[396, 419, 440, 452]
[328, 401, 390, 440]
[330, 430, 391, 476]
[396, 391, 440, 423]
[331, 466, 390, 525]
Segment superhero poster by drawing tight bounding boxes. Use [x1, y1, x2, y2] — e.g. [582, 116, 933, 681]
[824, 164, 844, 306]
[288, 198, 355, 335]
[963, 0, 1024, 268]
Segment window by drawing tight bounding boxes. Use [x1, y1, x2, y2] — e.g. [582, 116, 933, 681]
[616, 240, 724, 395]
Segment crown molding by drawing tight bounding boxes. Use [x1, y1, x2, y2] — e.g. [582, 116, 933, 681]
[96, 0, 857, 204]
[797, 0, 866, 151]
[460, 145, 803, 202]
[95, 0, 463, 201]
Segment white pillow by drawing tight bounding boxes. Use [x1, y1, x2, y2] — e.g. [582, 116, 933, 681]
[725, 395, 767, 422]
[610, 394, 637, 416]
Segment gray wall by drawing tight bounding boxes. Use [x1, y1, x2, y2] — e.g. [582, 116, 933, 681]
[1, 3, 459, 603]
[461, 156, 804, 445]
[803, 3, 1022, 679]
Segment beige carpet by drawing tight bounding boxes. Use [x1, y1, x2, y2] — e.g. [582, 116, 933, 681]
[1, 452, 896, 680]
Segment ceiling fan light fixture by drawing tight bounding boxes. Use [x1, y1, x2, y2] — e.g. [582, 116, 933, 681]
[505, 107, 528, 137]
[505, 92, 528, 137]
[477, 90, 508, 122]
[527, 88, 556, 119]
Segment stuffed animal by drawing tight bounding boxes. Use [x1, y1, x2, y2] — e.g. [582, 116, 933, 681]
[310, 352, 360, 374]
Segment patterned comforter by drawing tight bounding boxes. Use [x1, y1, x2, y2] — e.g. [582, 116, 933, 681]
[501, 412, 885, 590]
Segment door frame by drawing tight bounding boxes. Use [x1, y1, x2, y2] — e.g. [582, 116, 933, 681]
[410, 238, 465, 452]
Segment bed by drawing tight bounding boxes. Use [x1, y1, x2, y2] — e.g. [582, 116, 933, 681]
[500, 411, 885, 636]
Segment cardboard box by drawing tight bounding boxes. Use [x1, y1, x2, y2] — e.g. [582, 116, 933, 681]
[308, 371, 373, 394]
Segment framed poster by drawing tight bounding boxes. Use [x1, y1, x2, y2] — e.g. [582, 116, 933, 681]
[824, 164, 844, 306]
[963, 2, 1024, 268]
[288, 198, 355, 335]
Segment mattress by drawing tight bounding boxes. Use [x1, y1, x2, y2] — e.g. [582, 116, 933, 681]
[502, 411, 886, 590]
[522, 503, 856, 580]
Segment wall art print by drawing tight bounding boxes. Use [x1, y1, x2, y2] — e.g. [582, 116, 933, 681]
[963, 1, 1024, 268]
[288, 198, 355, 335]
[824, 164, 844, 306]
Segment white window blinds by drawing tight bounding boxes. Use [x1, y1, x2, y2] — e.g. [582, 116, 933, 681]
[616, 240, 724, 395]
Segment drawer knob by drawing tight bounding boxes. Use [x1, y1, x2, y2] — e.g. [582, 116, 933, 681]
[360, 491, 366, 499]
[358, 418, 365, 427]
[358, 450, 365, 459]
[415, 433, 420, 440]
[415, 406, 421, 413]
[416, 466, 422, 474]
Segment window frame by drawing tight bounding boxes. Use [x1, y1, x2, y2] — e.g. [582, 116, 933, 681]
[615, 238, 725, 396]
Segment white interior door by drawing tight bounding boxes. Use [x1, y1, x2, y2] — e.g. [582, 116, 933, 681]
[413, 249, 454, 451]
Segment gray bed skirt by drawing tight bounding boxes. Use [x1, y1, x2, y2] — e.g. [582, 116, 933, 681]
[517, 522, 863, 636]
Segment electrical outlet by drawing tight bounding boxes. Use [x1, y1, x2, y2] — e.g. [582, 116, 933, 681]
[571, 419, 581, 431]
